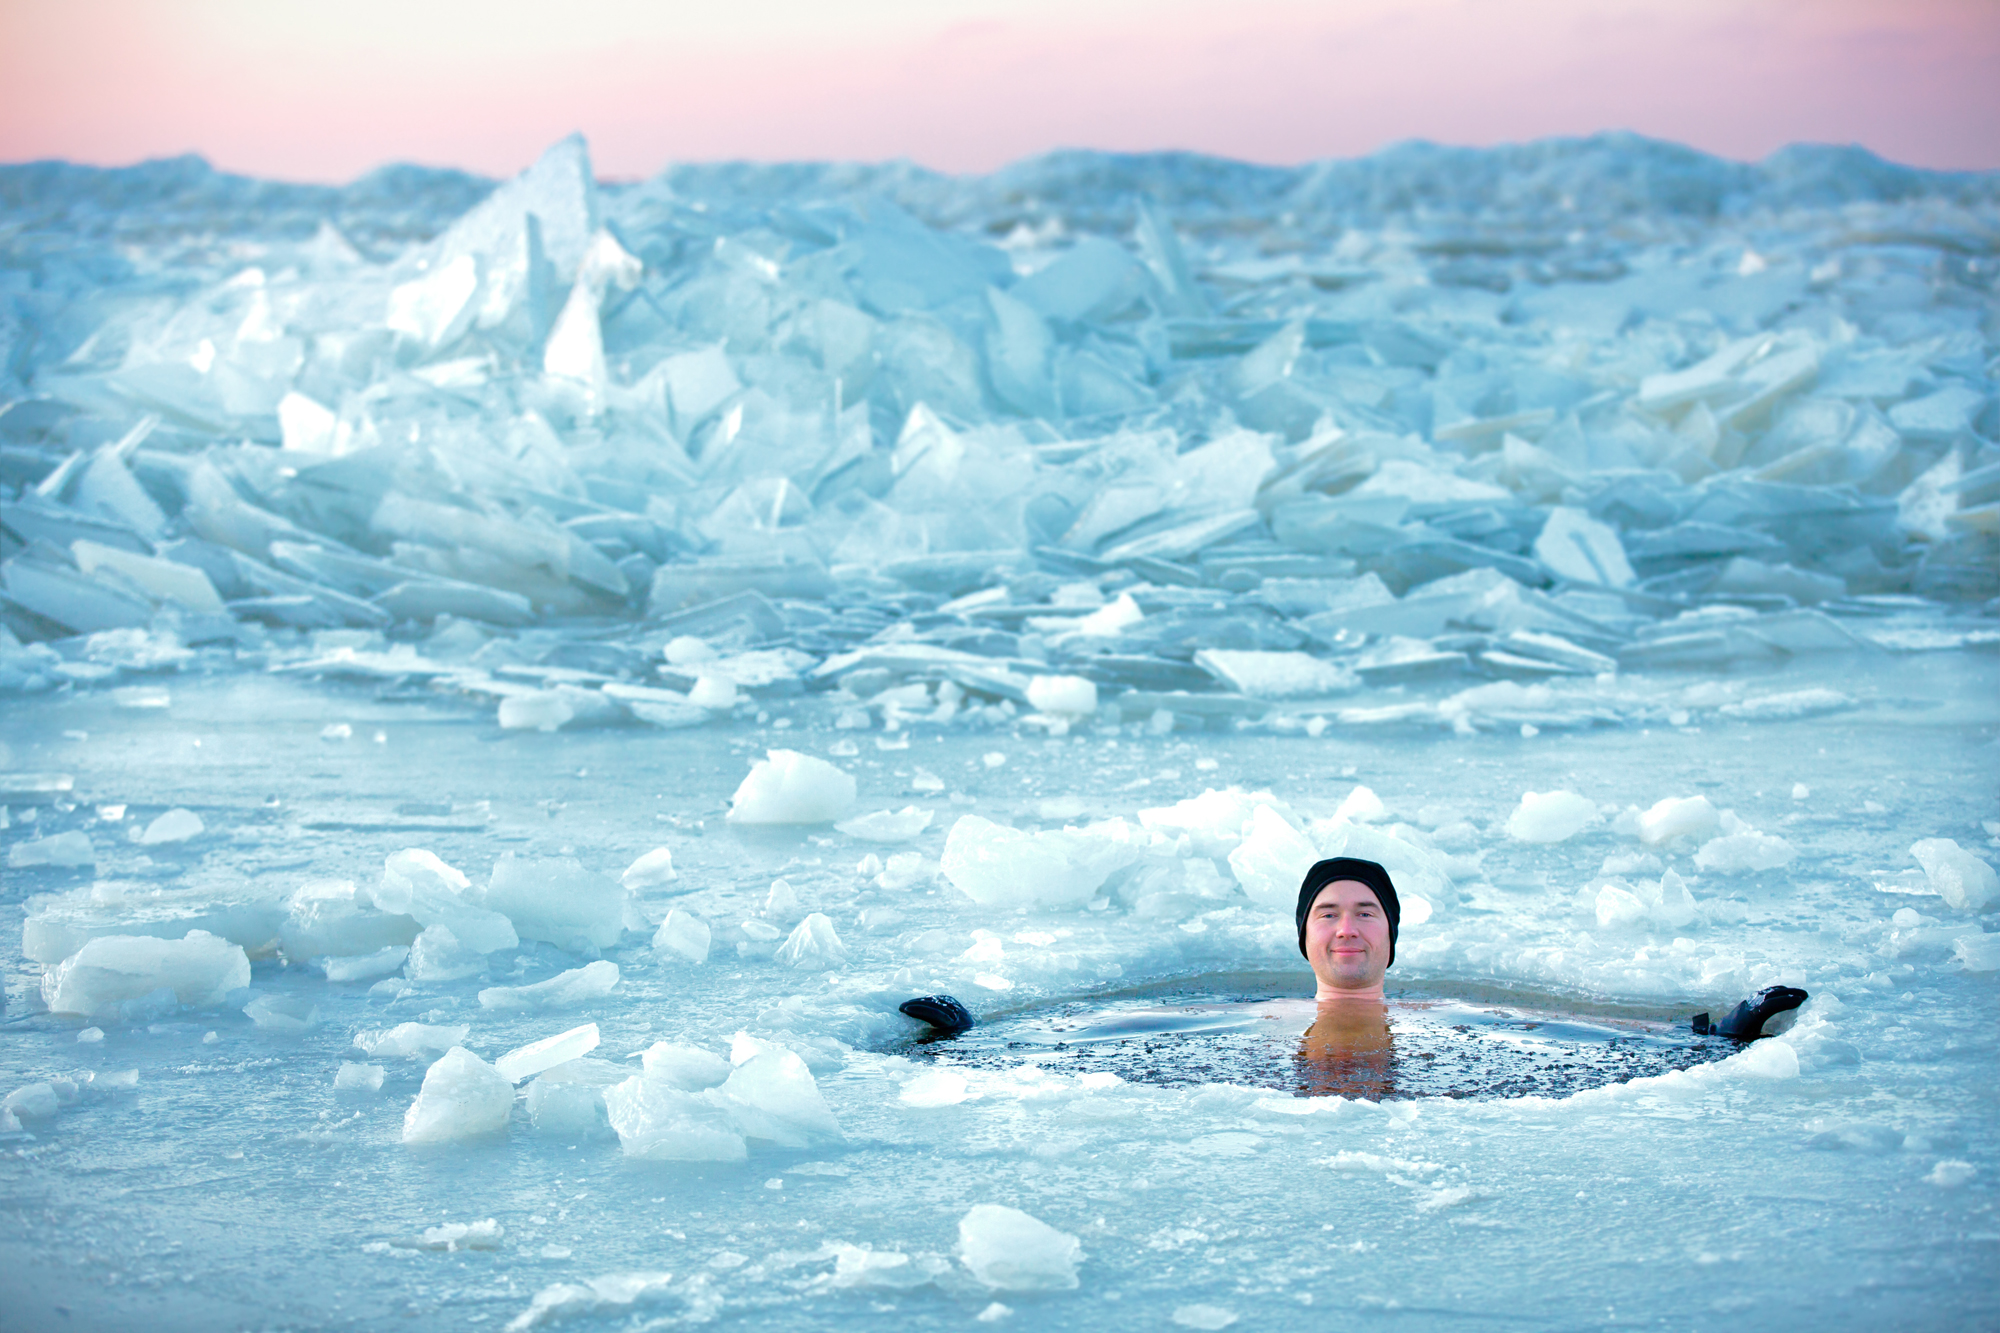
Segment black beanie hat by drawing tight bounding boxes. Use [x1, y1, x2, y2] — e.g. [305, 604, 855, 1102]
[1295, 857, 1400, 968]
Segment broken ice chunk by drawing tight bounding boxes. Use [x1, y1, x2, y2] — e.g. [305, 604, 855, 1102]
[1636, 795, 1720, 845]
[1694, 829, 1796, 873]
[351, 1022, 469, 1060]
[834, 807, 935, 843]
[138, 807, 204, 845]
[620, 847, 677, 889]
[1504, 790, 1600, 843]
[334, 1062, 385, 1094]
[282, 879, 420, 961]
[710, 1034, 842, 1148]
[9, 830, 95, 868]
[5, 1083, 61, 1123]
[941, 816, 1109, 910]
[774, 913, 848, 969]
[318, 945, 411, 982]
[406, 925, 487, 982]
[957, 1204, 1082, 1291]
[402, 1047, 514, 1144]
[652, 910, 710, 965]
[242, 993, 319, 1032]
[1534, 507, 1634, 587]
[603, 1077, 746, 1161]
[1595, 882, 1650, 929]
[524, 1057, 625, 1136]
[726, 750, 857, 825]
[1227, 804, 1320, 909]
[42, 931, 251, 1020]
[1070, 593, 1143, 637]
[639, 1043, 731, 1091]
[1025, 674, 1097, 716]
[495, 1023, 601, 1083]
[477, 960, 620, 1012]
[1334, 785, 1387, 824]
[1909, 839, 1998, 913]
[480, 854, 626, 952]
[1194, 649, 1353, 699]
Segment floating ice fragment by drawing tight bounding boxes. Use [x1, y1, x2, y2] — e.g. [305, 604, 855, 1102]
[76, 1027, 103, 1043]
[42, 930, 250, 1019]
[495, 1023, 600, 1083]
[727, 749, 856, 825]
[900, 1069, 974, 1107]
[505, 1272, 679, 1333]
[319, 945, 411, 982]
[1926, 1159, 1977, 1188]
[774, 913, 847, 969]
[957, 1204, 1081, 1291]
[653, 911, 710, 965]
[243, 993, 319, 1032]
[1953, 934, 2000, 972]
[1333, 785, 1386, 824]
[620, 847, 676, 889]
[835, 806, 935, 842]
[416, 1218, 505, 1251]
[402, 1047, 514, 1144]
[1534, 507, 1634, 587]
[1071, 593, 1142, 638]
[764, 878, 800, 920]
[478, 960, 620, 1012]
[603, 1077, 746, 1161]
[1595, 884, 1649, 929]
[1637, 795, 1721, 845]
[1025, 674, 1097, 715]
[335, 1062, 385, 1094]
[10, 830, 95, 868]
[481, 854, 626, 952]
[1909, 839, 1998, 913]
[1505, 790, 1600, 843]
[1654, 869, 1699, 928]
[406, 925, 486, 982]
[1228, 804, 1320, 909]
[640, 1043, 731, 1090]
[352, 1022, 468, 1060]
[713, 1033, 842, 1149]
[1694, 830, 1796, 874]
[1172, 1306, 1240, 1330]
[942, 816, 1108, 910]
[1194, 649, 1351, 699]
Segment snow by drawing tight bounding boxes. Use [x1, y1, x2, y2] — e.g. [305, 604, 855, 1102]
[401, 1047, 514, 1144]
[957, 1204, 1082, 1291]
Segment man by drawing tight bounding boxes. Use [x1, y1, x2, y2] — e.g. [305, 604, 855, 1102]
[1292, 857, 1400, 1097]
[1296, 856, 1400, 1001]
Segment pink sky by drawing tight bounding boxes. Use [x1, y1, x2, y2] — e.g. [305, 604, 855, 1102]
[1, 0, 1995, 182]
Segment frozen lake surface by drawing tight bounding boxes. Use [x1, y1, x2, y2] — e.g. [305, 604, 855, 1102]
[3, 660, 1996, 1331]
[1, 130, 1998, 1328]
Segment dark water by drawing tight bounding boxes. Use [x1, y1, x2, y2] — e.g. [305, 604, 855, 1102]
[899, 977, 1735, 1100]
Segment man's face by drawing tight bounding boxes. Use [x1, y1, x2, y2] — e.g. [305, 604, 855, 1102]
[1303, 879, 1390, 993]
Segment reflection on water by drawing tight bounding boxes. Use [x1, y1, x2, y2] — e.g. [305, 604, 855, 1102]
[901, 985, 1731, 1101]
[1294, 1002, 1395, 1100]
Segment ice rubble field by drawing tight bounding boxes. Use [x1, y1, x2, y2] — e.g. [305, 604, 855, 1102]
[0, 132, 1998, 1329]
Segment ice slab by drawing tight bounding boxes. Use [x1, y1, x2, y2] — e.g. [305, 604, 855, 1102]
[495, 1023, 601, 1083]
[1910, 838, 1998, 913]
[773, 913, 847, 969]
[481, 854, 626, 952]
[402, 1047, 514, 1144]
[352, 1022, 469, 1060]
[834, 807, 934, 843]
[478, 960, 620, 1011]
[942, 815, 1112, 910]
[41, 931, 250, 1020]
[652, 910, 711, 964]
[9, 831, 95, 868]
[958, 1204, 1081, 1291]
[620, 847, 676, 889]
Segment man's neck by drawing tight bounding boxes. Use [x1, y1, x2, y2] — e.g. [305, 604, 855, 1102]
[1314, 983, 1386, 1003]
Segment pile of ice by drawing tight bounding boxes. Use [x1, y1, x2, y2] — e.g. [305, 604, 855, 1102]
[22, 845, 642, 1025]
[1, 132, 1993, 734]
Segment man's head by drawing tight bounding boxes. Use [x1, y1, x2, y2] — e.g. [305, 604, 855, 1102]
[1295, 858, 1400, 995]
